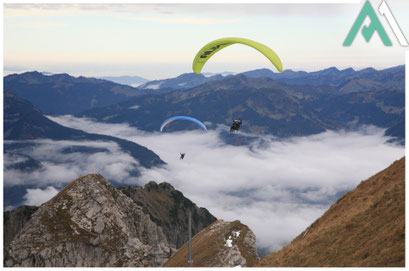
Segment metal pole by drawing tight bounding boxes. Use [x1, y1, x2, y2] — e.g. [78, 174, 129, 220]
[188, 209, 193, 266]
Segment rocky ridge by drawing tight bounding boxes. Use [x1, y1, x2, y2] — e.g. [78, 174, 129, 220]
[164, 220, 259, 267]
[119, 181, 217, 250]
[4, 174, 171, 267]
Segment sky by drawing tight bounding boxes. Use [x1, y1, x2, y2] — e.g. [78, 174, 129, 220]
[4, 115, 403, 253]
[4, 1, 409, 79]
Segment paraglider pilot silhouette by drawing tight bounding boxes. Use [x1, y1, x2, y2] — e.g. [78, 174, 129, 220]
[230, 118, 242, 133]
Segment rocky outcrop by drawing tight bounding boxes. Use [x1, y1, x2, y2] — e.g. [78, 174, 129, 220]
[4, 174, 171, 267]
[163, 220, 260, 267]
[119, 181, 217, 250]
[4, 205, 39, 246]
[261, 157, 405, 267]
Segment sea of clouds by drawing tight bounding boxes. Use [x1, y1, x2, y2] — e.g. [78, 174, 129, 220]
[5, 115, 405, 253]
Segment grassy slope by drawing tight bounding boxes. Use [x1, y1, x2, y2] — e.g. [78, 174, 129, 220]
[261, 157, 405, 267]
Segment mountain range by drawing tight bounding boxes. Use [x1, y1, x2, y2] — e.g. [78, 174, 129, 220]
[78, 68, 404, 141]
[4, 71, 149, 115]
[242, 65, 404, 89]
[138, 72, 227, 91]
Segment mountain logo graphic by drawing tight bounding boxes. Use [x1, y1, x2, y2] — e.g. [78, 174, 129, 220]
[343, 0, 408, 47]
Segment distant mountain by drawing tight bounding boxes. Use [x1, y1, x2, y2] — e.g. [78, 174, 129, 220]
[119, 181, 217, 250]
[100, 75, 148, 87]
[385, 117, 405, 145]
[80, 74, 330, 136]
[4, 92, 165, 207]
[242, 65, 405, 91]
[306, 87, 404, 131]
[79, 72, 404, 141]
[4, 71, 149, 114]
[164, 220, 259, 267]
[4, 92, 163, 168]
[138, 73, 225, 91]
[5, 174, 172, 267]
[261, 157, 405, 267]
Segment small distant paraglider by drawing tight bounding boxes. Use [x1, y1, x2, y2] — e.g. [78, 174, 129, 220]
[160, 116, 207, 160]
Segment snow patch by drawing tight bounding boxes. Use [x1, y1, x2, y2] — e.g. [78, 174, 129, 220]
[225, 238, 233, 248]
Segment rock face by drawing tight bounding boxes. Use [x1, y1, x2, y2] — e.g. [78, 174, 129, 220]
[163, 220, 260, 267]
[261, 157, 405, 267]
[119, 181, 217, 250]
[4, 205, 39, 246]
[4, 174, 171, 267]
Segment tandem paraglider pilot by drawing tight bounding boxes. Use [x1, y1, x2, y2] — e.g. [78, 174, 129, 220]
[230, 119, 242, 133]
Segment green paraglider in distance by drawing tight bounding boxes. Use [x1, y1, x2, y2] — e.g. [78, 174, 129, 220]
[192, 37, 283, 74]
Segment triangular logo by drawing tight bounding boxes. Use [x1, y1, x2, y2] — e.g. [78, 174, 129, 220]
[344, 0, 391, 46]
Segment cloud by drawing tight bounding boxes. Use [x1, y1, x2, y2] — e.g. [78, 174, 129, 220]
[129, 16, 238, 25]
[3, 3, 359, 19]
[47, 115, 404, 253]
[23, 186, 59, 206]
[8, 21, 68, 28]
[4, 139, 141, 188]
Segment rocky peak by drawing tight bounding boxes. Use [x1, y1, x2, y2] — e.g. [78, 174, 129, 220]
[164, 220, 260, 267]
[119, 183, 217, 250]
[4, 174, 171, 267]
[144, 181, 175, 192]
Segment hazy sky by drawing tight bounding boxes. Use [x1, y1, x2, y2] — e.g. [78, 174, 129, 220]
[4, 1, 409, 79]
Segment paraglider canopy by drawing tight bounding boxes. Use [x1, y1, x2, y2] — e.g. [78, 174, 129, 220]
[192, 37, 283, 74]
[160, 116, 208, 133]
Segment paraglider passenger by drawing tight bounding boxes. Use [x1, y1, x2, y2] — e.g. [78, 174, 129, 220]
[230, 119, 242, 132]
[180, 153, 186, 160]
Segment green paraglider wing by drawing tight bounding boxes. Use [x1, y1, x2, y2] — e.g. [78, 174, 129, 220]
[192, 37, 283, 74]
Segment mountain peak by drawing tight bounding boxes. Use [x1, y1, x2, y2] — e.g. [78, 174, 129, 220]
[144, 180, 175, 192]
[5, 174, 172, 267]
[320, 66, 340, 75]
[49, 173, 107, 204]
[341, 67, 355, 73]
